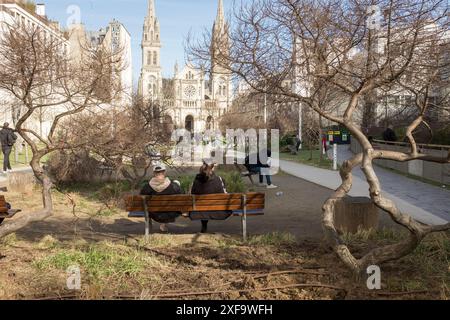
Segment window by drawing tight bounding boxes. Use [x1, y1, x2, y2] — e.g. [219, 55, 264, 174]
[145, 33, 148, 41]
[153, 51, 157, 65]
[147, 51, 152, 65]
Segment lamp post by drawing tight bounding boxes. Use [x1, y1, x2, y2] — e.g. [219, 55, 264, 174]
[293, 36, 303, 150]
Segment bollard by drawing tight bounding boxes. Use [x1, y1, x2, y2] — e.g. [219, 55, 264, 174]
[333, 144, 338, 171]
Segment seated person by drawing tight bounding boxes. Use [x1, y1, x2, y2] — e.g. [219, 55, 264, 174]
[140, 164, 182, 233]
[244, 149, 278, 189]
[191, 159, 230, 233]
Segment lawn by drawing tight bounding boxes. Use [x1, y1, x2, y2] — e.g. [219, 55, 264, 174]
[280, 148, 334, 170]
[0, 144, 32, 169]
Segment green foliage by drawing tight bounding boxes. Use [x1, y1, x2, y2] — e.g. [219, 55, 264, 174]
[280, 149, 333, 169]
[93, 181, 132, 202]
[173, 169, 247, 194]
[218, 170, 246, 193]
[432, 125, 450, 145]
[280, 134, 295, 148]
[33, 242, 161, 283]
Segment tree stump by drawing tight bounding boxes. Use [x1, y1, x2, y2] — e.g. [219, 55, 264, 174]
[334, 197, 380, 234]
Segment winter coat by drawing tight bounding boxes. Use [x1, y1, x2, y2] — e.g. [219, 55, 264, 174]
[190, 173, 231, 221]
[0, 128, 17, 148]
[140, 177, 183, 223]
[191, 173, 226, 195]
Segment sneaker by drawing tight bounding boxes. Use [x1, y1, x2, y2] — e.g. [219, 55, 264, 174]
[241, 171, 250, 176]
[258, 183, 266, 187]
[267, 184, 278, 189]
[159, 224, 169, 233]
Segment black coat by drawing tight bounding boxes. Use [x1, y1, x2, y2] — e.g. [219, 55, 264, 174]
[190, 173, 231, 221]
[191, 174, 226, 195]
[140, 181, 182, 196]
[140, 180, 182, 223]
[0, 128, 17, 148]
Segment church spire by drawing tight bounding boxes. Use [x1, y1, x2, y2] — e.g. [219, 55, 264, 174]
[215, 0, 225, 29]
[148, 0, 155, 17]
[211, 0, 229, 75]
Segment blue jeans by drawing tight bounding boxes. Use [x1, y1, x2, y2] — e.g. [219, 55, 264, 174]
[248, 166, 272, 185]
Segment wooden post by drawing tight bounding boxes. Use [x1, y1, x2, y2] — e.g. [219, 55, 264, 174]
[242, 194, 248, 241]
[334, 197, 380, 234]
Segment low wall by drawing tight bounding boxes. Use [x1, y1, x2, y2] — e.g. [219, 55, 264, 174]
[350, 139, 450, 185]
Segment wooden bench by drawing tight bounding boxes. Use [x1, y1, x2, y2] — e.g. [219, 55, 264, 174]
[124, 193, 265, 241]
[0, 195, 21, 226]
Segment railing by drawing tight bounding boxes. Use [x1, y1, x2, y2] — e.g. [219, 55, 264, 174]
[372, 139, 450, 152]
[351, 139, 450, 185]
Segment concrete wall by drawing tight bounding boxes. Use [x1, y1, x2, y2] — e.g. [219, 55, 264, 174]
[351, 139, 450, 185]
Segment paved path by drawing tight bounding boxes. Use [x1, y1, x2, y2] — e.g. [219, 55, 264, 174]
[280, 148, 450, 225]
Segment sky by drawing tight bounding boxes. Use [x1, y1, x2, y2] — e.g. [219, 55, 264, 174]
[41, 0, 235, 86]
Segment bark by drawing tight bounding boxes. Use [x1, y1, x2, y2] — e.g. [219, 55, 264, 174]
[0, 159, 53, 238]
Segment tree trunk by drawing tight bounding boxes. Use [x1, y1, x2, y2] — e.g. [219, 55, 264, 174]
[333, 197, 380, 234]
[0, 154, 53, 239]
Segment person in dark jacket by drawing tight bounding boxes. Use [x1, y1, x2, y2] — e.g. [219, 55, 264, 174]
[244, 149, 278, 189]
[191, 159, 228, 233]
[382, 126, 397, 142]
[140, 164, 182, 232]
[0, 123, 17, 174]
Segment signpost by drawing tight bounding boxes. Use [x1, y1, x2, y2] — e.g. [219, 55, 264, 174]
[333, 144, 338, 171]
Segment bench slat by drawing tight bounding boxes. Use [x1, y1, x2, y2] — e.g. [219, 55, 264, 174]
[125, 193, 265, 214]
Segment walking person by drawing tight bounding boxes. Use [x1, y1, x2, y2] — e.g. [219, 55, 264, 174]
[0, 123, 17, 174]
[140, 164, 183, 233]
[244, 149, 278, 189]
[191, 159, 230, 233]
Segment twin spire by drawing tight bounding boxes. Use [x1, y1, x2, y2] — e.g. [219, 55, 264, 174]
[148, 0, 155, 16]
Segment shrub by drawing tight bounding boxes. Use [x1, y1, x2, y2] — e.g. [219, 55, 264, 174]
[46, 151, 101, 185]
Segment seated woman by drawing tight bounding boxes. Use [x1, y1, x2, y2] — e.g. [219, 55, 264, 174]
[191, 159, 230, 233]
[140, 164, 182, 233]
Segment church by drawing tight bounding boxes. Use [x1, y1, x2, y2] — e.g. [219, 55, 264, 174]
[137, 0, 233, 132]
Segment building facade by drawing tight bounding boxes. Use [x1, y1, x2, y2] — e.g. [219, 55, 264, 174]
[0, 0, 70, 136]
[138, 0, 233, 132]
[69, 19, 133, 106]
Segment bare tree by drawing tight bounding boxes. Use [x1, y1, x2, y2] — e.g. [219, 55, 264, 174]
[56, 95, 173, 189]
[0, 20, 124, 238]
[187, 0, 450, 273]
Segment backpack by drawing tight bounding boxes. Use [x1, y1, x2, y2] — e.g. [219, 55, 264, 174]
[6, 130, 16, 147]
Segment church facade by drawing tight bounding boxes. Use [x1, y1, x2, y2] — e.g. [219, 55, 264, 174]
[138, 0, 233, 132]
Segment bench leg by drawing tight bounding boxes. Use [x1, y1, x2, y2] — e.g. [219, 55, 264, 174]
[241, 215, 247, 242]
[144, 209, 152, 238]
[242, 195, 248, 241]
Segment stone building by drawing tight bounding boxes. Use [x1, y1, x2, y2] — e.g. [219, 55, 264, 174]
[138, 0, 233, 132]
